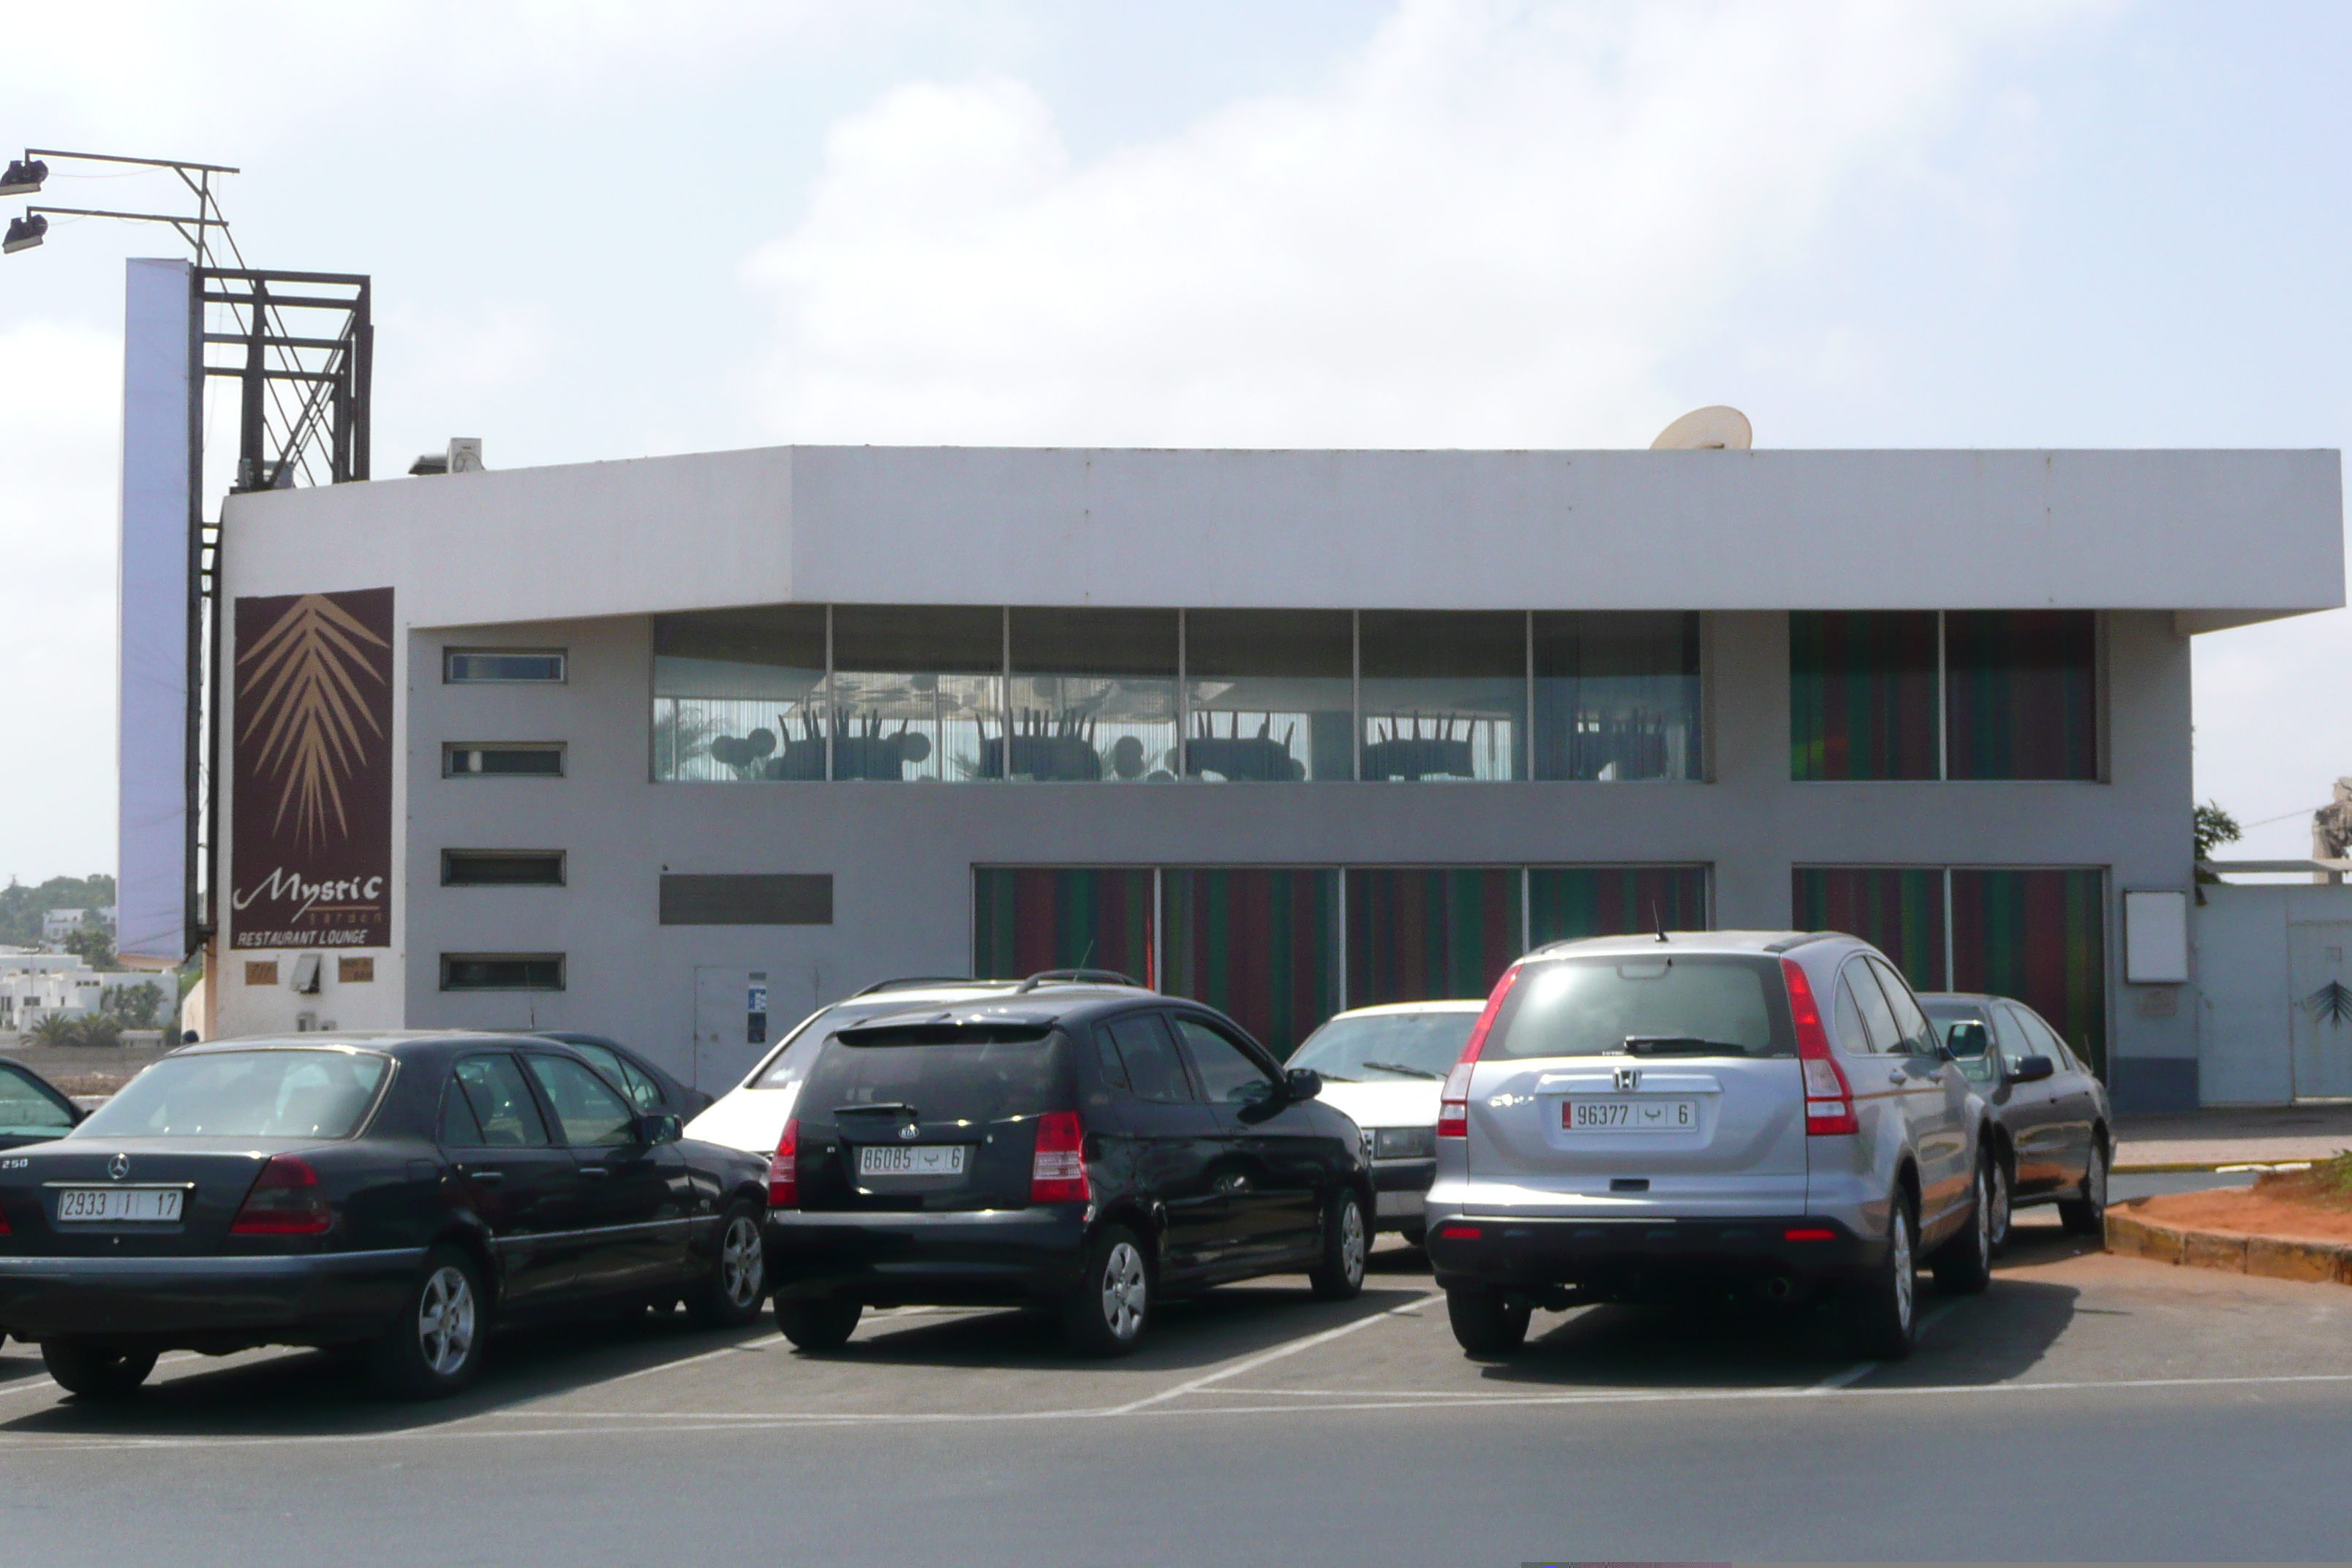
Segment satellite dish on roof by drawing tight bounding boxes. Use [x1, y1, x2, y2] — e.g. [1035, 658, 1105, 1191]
[1651, 406, 1752, 451]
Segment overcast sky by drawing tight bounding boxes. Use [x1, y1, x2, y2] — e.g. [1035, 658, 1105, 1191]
[1, 0, 2346, 886]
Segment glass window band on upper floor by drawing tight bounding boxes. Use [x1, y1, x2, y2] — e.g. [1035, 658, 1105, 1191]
[651, 607, 1706, 785]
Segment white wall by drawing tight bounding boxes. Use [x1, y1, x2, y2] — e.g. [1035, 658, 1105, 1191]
[2195, 881, 2352, 1105]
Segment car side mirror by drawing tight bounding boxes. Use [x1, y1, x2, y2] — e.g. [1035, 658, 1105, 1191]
[1284, 1068, 1322, 1102]
[637, 1112, 683, 1146]
[1945, 1021, 1990, 1060]
[2005, 1055, 2055, 1085]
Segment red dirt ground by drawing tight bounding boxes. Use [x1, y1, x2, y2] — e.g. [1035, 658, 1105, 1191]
[2134, 1170, 2352, 1245]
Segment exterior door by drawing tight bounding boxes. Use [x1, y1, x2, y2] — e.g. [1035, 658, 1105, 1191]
[523, 1052, 690, 1296]
[1172, 1014, 1321, 1264]
[694, 965, 818, 1095]
[1093, 1010, 1228, 1278]
[2291, 924, 2352, 1101]
[441, 1053, 584, 1311]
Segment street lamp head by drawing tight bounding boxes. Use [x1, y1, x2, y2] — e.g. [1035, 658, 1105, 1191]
[2, 213, 45, 254]
[0, 158, 45, 197]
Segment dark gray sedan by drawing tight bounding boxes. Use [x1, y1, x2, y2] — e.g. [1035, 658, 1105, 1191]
[1920, 992, 2112, 1249]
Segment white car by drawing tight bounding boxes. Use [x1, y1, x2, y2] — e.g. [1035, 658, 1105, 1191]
[684, 974, 1153, 1154]
[1286, 1000, 1485, 1245]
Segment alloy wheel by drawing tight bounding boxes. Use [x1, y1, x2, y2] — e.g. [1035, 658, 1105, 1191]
[1972, 1166, 1990, 1263]
[417, 1265, 477, 1377]
[720, 1215, 764, 1308]
[1891, 1207, 1915, 1333]
[1989, 1159, 2012, 1248]
[1339, 1199, 1366, 1287]
[2087, 1145, 2108, 1211]
[1100, 1241, 1147, 1341]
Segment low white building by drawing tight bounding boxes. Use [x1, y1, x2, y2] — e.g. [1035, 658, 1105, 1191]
[0, 954, 171, 1037]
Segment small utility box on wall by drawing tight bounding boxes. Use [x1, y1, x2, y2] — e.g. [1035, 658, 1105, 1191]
[2124, 889, 2190, 984]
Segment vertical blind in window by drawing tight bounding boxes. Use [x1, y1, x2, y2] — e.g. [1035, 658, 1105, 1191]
[1529, 865, 1710, 948]
[1791, 867, 1948, 992]
[1945, 611, 2098, 782]
[1950, 867, 2107, 1075]
[971, 867, 1155, 984]
[1531, 612, 1703, 781]
[1789, 611, 1940, 781]
[1161, 869, 1340, 1057]
[1346, 867, 1524, 1007]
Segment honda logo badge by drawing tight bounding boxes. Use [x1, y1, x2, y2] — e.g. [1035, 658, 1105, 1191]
[108, 1153, 129, 1180]
[1613, 1066, 1640, 1093]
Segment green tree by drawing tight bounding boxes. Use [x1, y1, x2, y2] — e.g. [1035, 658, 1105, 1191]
[62, 921, 116, 970]
[0, 874, 116, 949]
[2194, 800, 2243, 892]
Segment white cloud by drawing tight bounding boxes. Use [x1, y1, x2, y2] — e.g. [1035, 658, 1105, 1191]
[746, 0, 2090, 448]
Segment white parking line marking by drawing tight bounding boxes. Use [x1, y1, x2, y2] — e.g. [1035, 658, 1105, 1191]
[591, 1341, 773, 1387]
[1107, 1290, 1441, 1416]
[1809, 1362, 1877, 1392]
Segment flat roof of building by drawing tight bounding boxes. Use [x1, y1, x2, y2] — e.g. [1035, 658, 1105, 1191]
[225, 444, 2344, 633]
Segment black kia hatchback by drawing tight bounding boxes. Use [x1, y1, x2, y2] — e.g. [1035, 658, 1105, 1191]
[766, 985, 1375, 1356]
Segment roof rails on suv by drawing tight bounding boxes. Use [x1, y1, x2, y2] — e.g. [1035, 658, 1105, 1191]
[851, 970, 1145, 999]
[851, 976, 1006, 997]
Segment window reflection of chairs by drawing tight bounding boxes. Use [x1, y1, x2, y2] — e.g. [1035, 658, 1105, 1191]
[1183, 712, 1305, 781]
[1362, 713, 1481, 780]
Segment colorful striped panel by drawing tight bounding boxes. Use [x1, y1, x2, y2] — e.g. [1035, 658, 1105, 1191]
[1789, 611, 1940, 781]
[1162, 870, 1340, 1058]
[1950, 867, 2108, 1077]
[1792, 867, 1948, 992]
[1346, 868, 1524, 1009]
[1945, 611, 2098, 782]
[1529, 866, 1711, 947]
[971, 867, 1156, 985]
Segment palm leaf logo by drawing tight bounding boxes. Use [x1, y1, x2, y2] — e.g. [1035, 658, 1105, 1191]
[2305, 980, 2352, 1030]
[237, 594, 391, 851]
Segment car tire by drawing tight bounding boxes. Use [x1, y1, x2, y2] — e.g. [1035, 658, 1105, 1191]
[1845, 1194, 1919, 1361]
[2058, 1136, 2110, 1237]
[1063, 1224, 1151, 1357]
[685, 1202, 768, 1328]
[1308, 1190, 1369, 1302]
[370, 1245, 489, 1400]
[1930, 1158, 1994, 1295]
[774, 1297, 863, 1352]
[1444, 1283, 1531, 1356]
[40, 1338, 159, 1399]
[1986, 1149, 2013, 1254]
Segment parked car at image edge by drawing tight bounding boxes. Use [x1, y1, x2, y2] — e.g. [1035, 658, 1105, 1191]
[1286, 1000, 1485, 1247]
[0, 1033, 770, 1400]
[1425, 930, 1997, 1361]
[1919, 991, 2111, 1249]
[764, 981, 1376, 1356]
[0, 1055, 89, 1150]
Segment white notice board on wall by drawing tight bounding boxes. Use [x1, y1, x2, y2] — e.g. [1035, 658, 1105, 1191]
[2123, 889, 2190, 984]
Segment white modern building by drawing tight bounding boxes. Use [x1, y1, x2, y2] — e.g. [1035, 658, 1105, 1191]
[0, 954, 170, 1036]
[200, 444, 2344, 1112]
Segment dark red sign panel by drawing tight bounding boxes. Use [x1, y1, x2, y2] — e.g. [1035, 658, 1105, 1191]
[229, 587, 395, 950]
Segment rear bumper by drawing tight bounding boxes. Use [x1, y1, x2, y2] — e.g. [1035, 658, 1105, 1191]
[766, 1208, 1088, 1307]
[1425, 1215, 1880, 1292]
[0, 1248, 426, 1344]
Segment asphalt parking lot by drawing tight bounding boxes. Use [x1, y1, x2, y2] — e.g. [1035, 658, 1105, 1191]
[1, 1209, 2347, 1565]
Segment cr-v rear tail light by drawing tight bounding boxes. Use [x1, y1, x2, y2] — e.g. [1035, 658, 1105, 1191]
[768, 1119, 800, 1209]
[1782, 958, 1858, 1137]
[1030, 1110, 1090, 1203]
[230, 1155, 333, 1235]
[1439, 962, 1523, 1139]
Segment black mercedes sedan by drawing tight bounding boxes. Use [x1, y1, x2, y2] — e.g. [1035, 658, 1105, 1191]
[0, 1033, 770, 1400]
[1920, 991, 2114, 1249]
[766, 984, 1376, 1357]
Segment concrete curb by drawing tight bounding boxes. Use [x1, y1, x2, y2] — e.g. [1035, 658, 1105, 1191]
[2105, 1203, 2352, 1286]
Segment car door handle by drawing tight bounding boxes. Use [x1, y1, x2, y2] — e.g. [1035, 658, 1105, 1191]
[580, 1166, 610, 1180]
[467, 1169, 505, 1184]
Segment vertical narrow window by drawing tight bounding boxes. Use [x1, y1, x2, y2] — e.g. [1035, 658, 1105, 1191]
[972, 868, 1156, 982]
[1527, 866, 1710, 947]
[1950, 867, 2107, 1075]
[1531, 612, 1703, 781]
[1006, 608, 1179, 783]
[653, 606, 826, 781]
[1789, 611, 1940, 780]
[1357, 612, 1527, 782]
[1792, 867, 1948, 992]
[1161, 869, 1341, 1057]
[832, 606, 1004, 782]
[1346, 867, 1523, 1007]
[1181, 611, 1355, 781]
[1945, 611, 2098, 781]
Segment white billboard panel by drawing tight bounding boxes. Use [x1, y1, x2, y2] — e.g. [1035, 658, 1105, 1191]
[116, 257, 195, 968]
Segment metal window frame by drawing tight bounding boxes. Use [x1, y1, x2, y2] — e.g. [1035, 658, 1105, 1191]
[441, 742, 566, 779]
[444, 647, 568, 685]
[438, 952, 566, 992]
[440, 849, 568, 888]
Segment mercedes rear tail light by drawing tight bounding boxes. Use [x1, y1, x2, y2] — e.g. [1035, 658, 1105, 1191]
[1030, 1110, 1090, 1203]
[768, 1119, 800, 1209]
[1439, 963, 1523, 1139]
[1782, 958, 1858, 1137]
[229, 1155, 333, 1235]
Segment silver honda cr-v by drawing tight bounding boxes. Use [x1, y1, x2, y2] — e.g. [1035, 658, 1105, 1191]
[1422, 930, 1994, 1361]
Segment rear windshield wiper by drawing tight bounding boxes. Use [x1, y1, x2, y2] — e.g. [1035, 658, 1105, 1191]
[834, 1101, 917, 1117]
[1621, 1036, 1750, 1057]
[1360, 1060, 1441, 1079]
